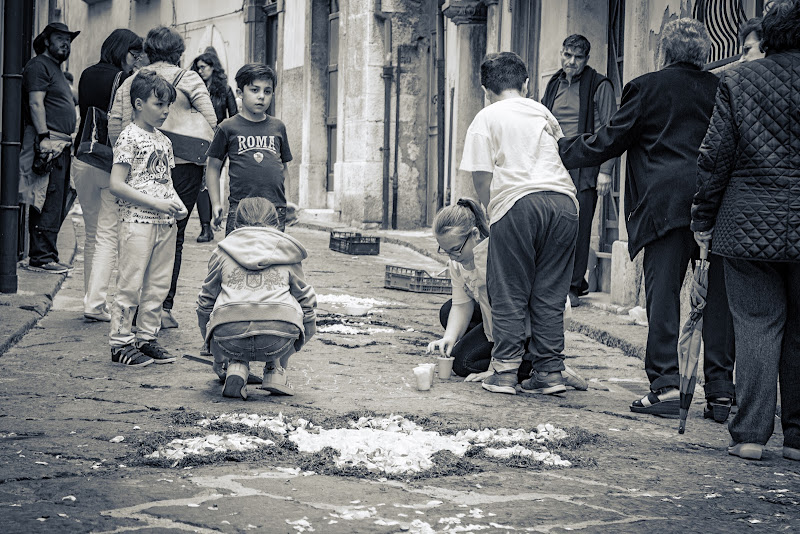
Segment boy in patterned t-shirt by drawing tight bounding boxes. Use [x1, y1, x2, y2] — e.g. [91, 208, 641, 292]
[108, 70, 188, 367]
[205, 63, 293, 234]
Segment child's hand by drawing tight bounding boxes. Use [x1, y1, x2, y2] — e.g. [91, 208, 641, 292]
[173, 198, 189, 220]
[426, 337, 454, 357]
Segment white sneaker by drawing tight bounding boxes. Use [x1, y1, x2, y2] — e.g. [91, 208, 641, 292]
[261, 365, 294, 396]
[562, 365, 588, 390]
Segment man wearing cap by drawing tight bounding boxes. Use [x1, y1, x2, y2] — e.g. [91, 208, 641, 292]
[19, 22, 80, 273]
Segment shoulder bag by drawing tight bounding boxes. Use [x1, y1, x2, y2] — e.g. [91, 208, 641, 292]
[75, 70, 123, 172]
[160, 69, 215, 164]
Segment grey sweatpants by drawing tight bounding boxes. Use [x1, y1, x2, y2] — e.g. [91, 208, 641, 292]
[486, 192, 578, 374]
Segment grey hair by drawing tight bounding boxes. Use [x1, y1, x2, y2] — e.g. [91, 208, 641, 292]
[658, 18, 711, 68]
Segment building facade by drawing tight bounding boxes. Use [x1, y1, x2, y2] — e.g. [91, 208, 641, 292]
[2, 0, 765, 305]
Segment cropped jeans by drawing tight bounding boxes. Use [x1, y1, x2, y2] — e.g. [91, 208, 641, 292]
[72, 158, 118, 315]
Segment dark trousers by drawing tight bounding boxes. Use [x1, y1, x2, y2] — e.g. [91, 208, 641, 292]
[571, 187, 598, 294]
[163, 163, 203, 310]
[29, 149, 72, 266]
[642, 226, 735, 398]
[439, 299, 491, 376]
[196, 189, 211, 225]
[725, 258, 800, 448]
[486, 192, 578, 373]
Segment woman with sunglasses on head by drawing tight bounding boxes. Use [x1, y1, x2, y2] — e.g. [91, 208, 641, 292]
[74, 29, 147, 323]
[426, 198, 586, 389]
[190, 50, 238, 243]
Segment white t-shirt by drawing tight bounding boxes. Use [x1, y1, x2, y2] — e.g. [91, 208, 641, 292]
[448, 239, 493, 341]
[460, 97, 578, 225]
[113, 122, 177, 224]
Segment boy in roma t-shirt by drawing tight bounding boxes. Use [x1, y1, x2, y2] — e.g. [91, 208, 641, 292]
[460, 52, 579, 396]
[205, 63, 293, 233]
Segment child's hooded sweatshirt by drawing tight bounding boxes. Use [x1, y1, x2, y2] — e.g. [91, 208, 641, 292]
[196, 226, 317, 350]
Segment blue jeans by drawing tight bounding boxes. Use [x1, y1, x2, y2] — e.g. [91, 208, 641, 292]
[486, 192, 578, 374]
[725, 258, 800, 448]
[210, 321, 299, 365]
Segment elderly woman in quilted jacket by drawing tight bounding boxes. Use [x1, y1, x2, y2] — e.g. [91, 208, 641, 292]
[692, 0, 800, 462]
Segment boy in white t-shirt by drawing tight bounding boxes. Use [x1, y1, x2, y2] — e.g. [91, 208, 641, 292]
[108, 70, 188, 367]
[460, 52, 579, 396]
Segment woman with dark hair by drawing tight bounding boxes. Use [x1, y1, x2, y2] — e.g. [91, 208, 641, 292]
[74, 28, 145, 322]
[109, 26, 217, 330]
[692, 0, 800, 461]
[191, 51, 237, 243]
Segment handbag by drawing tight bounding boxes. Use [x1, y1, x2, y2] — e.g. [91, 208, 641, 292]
[160, 69, 215, 164]
[75, 71, 122, 172]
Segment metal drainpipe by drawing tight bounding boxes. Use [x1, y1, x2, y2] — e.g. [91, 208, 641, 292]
[391, 46, 401, 230]
[376, 6, 392, 230]
[0, 0, 26, 293]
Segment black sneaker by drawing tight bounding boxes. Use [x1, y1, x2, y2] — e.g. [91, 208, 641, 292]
[137, 340, 176, 364]
[26, 261, 70, 274]
[111, 344, 153, 367]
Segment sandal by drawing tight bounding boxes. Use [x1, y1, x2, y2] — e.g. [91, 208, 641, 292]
[704, 397, 732, 423]
[630, 387, 680, 417]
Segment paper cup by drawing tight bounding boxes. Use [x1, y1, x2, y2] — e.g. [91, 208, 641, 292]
[437, 357, 454, 379]
[422, 363, 436, 385]
[413, 366, 432, 391]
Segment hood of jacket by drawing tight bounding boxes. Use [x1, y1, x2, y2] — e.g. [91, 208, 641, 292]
[218, 226, 308, 270]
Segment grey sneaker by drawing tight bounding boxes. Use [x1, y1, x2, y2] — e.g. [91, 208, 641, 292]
[26, 261, 70, 274]
[562, 365, 588, 390]
[137, 340, 176, 364]
[84, 308, 111, 322]
[520, 371, 567, 395]
[481, 372, 517, 395]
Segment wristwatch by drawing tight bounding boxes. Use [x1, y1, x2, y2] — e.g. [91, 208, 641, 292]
[37, 131, 50, 142]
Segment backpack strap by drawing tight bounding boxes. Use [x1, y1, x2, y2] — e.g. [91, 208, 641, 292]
[172, 68, 187, 87]
[107, 71, 124, 114]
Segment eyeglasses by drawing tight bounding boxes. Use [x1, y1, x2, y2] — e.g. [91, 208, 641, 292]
[129, 50, 144, 60]
[437, 233, 471, 257]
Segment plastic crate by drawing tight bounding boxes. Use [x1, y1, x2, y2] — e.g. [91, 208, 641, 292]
[384, 265, 452, 294]
[329, 231, 381, 255]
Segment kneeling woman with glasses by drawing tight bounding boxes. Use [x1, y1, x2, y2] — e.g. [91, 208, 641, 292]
[426, 198, 586, 389]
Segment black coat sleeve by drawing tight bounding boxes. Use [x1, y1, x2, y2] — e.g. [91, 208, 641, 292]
[558, 80, 642, 170]
[691, 78, 737, 232]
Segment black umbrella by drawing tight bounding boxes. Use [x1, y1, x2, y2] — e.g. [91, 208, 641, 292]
[678, 245, 709, 434]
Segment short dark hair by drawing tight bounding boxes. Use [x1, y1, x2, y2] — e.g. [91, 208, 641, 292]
[562, 34, 591, 56]
[480, 52, 528, 95]
[100, 29, 144, 70]
[143, 26, 185, 66]
[234, 63, 277, 90]
[738, 17, 763, 44]
[130, 69, 177, 107]
[761, 0, 800, 53]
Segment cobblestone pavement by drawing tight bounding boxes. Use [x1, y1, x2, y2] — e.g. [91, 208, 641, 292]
[0, 218, 797, 533]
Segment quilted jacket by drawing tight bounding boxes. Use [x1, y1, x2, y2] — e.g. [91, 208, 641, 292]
[692, 51, 800, 261]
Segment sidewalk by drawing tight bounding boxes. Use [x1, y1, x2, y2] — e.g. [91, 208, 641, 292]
[0, 207, 649, 361]
[0, 214, 78, 355]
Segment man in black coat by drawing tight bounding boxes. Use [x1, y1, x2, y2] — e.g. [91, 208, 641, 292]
[542, 34, 617, 307]
[558, 18, 735, 419]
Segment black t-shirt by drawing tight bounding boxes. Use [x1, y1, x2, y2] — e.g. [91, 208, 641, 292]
[207, 114, 292, 207]
[22, 54, 76, 135]
[76, 61, 125, 148]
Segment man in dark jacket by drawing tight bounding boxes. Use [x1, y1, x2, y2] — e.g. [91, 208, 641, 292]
[558, 19, 735, 419]
[692, 0, 800, 461]
[542, 35, 617, 307]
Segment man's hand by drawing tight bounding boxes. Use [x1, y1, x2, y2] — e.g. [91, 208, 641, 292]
[596, 173, 613, 196]
[427, 337, 455, 358]
[38, 138, 59, 157]
[212, 203, 224, 228]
